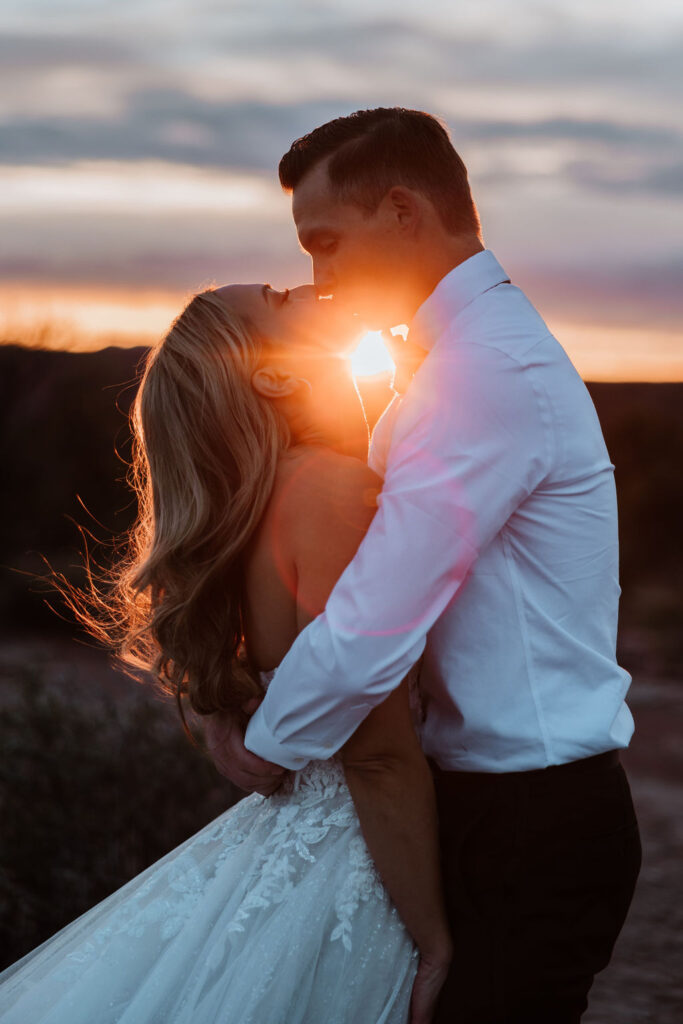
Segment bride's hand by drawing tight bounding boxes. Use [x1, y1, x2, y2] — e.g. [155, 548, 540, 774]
[409, 941, 453, 1024]
[203, 701, 288, 796]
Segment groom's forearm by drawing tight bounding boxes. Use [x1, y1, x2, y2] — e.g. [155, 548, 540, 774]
[343, 750, 452, 958]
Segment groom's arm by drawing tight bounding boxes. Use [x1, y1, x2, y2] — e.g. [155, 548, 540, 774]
[245, 340, 554, 769]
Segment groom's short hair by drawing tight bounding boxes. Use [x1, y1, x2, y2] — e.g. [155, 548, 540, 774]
[279, 107, 480, 237]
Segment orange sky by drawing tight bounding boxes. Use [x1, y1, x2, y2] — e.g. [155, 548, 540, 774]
[1, 281, 681, 383]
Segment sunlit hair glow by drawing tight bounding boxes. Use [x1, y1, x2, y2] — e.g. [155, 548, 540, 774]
[64, 289, 290, 735]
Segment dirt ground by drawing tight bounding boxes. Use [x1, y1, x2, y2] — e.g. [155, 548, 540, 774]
[583, 678, 683, 1023]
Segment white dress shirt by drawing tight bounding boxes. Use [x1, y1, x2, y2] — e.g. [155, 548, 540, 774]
[245, 250, 634, 771]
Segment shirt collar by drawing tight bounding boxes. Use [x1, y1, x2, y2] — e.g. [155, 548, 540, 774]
[409, 249, 510, 351]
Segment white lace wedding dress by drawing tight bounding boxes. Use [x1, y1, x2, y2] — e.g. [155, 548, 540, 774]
[0, 672, 418, 1023]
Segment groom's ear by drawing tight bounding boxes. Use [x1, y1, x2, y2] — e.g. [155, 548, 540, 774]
[251, 365, 301, 399]
[383, 186, 421, 234]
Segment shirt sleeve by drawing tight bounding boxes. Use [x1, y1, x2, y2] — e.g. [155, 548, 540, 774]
[244, 339, 554, 769]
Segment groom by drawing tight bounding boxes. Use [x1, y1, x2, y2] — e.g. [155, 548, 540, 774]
[206, 108, 641, 1022]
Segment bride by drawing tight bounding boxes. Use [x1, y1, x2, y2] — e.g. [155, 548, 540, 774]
[0, 283, 452, 1023]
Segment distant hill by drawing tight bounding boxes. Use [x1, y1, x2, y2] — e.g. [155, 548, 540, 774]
[1, 343, 681, 636]
[585, 382, 683, 590]
[0, 344, 147, 630]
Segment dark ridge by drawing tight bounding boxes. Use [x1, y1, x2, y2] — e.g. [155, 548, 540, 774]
[0, 344, 149, 632]
[1, 343, 681, 633]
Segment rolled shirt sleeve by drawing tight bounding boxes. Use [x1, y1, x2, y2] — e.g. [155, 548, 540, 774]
[244, 337, 554, 769]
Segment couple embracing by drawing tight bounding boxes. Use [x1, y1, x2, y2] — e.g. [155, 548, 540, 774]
[0, 108, 641, 1024]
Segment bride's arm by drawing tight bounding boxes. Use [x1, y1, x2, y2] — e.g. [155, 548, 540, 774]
[341, 681, 453, 965]
[290, 452, 452, 1003]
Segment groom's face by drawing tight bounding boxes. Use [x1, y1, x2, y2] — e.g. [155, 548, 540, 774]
[292, 160, 408, 328]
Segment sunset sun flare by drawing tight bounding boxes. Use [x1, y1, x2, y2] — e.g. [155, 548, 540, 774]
[349, 331, 396, 379]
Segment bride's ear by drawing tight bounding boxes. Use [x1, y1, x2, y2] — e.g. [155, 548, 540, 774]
[251, 365, 309, 399]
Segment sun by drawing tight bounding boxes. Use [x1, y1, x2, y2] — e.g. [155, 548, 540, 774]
[349, 331, 396, 379]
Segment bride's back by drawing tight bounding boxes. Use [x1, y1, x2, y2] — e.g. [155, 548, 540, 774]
[242, 445, 381, 673]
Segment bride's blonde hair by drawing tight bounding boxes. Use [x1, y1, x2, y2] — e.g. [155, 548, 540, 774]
[64, 289, 290, 730]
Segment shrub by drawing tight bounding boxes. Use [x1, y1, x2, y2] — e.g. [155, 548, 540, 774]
[0, 663, 241, 969]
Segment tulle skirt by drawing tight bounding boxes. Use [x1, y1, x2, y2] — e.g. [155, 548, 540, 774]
[0, 758, 417, 1023]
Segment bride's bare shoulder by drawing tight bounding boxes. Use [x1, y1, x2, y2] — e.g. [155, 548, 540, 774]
[273, 446, 382, 540]
[266, 448, 381, 622]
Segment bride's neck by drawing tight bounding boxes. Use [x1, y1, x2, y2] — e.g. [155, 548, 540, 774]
[288, 425, 368, 463]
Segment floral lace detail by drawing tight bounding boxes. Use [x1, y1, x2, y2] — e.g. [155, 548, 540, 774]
[50, 665, 427, 986]
[53, 709, 391, 982]
[331, 835, 387, 951]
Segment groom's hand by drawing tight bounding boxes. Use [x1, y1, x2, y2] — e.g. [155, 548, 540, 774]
[204, 700, 288, 796]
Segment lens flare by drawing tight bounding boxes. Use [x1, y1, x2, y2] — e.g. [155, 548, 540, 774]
[349, 332, 396, 378]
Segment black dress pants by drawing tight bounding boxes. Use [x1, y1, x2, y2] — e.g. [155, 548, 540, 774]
[430, 750, 641, 1024]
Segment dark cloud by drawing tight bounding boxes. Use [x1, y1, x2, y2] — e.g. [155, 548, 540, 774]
[511, 259, 683, 329]
[0, 32, 137, 70]
[1, 5, 681, 329]
[0, 249, 298, 291]
[463, 117, 683, 197]
[1, 15, 681, 188]
[3, 90, 680, 202]
[212, 16, 683, 91]
[2, 17, 682, 114]
[459, 118, 679, 148]
[0, 96, 355, 170]
[565, 159, 683, 197]
[644, 162, 683, 195]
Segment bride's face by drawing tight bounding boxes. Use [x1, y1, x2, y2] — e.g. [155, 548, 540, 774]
[216, 283, 358, 351]
[216, 283, 368, 458]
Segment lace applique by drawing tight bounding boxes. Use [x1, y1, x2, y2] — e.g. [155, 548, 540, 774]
[53, 755, 386, 980]
[331, 835, 387, 951]
[52, 666, 422, 979]
[52, 803, 259, 984]
[221, 757, 386, 948]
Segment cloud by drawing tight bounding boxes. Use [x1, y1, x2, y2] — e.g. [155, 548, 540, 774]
[1, 0, 681, 332]
[1, 9, 680, 200]
[566, 159, 683, 197]
[201, 13, 683, 96]
[0, 95, 357, 169]
[462, 117, 683, 199]
[3, 6, 682, 104]
[512, 259, 683, 330]
[0, 31, 136, 70]
[460, 118, 679, 148]
[3, 93, 680, 204]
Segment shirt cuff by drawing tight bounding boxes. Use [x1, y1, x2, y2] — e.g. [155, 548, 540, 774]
[244, 710, 312, 771]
